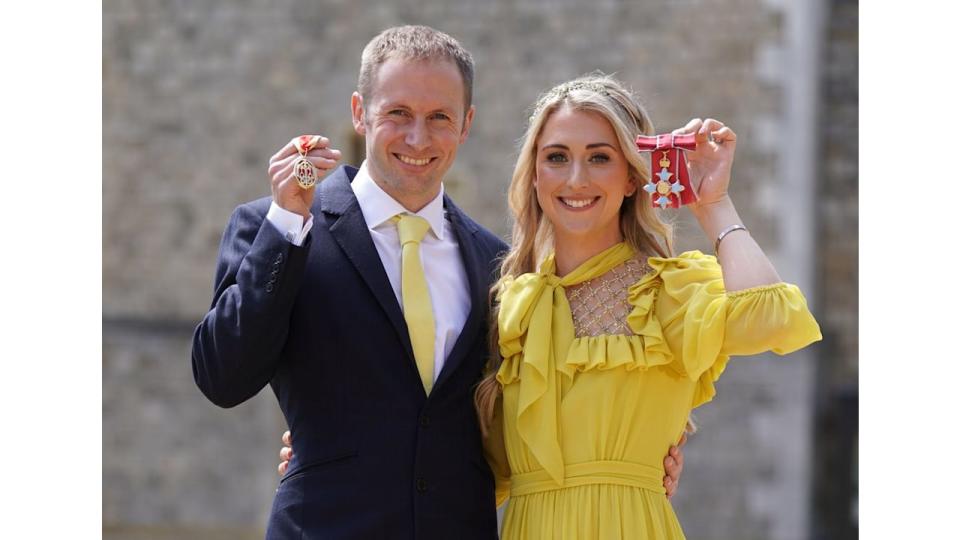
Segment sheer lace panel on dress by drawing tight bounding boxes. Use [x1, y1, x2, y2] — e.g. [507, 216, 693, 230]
[565, 257, 651, 338]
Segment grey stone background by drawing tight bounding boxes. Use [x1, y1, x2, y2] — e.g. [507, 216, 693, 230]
[103, 1, 858, 538]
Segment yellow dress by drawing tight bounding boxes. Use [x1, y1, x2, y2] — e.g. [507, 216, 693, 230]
[487, 243, 822, 539]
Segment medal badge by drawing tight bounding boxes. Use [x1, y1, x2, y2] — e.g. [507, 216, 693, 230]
[293, 135, 323, 189]
[636, 133, 699, 209]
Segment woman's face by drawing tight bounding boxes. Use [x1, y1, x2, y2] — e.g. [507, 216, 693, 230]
[534, 105, 636, 252]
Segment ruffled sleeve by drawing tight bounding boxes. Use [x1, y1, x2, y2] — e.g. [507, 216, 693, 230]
[649, 251, 822, 408]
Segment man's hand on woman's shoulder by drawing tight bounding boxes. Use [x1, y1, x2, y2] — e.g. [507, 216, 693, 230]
[278, 430, 293, 476]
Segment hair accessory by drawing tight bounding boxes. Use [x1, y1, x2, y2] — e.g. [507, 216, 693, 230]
[293, 135, 323, 189]
[714, 224, 748, 253]
[636, 133, 698, 209]
[529, 80, 610, 124]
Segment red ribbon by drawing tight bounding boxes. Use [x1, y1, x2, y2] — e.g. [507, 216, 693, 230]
[295, 135, 321, 155]
[635, 133, 698, 208]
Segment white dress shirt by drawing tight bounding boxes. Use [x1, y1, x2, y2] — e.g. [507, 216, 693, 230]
[266, 161, 472, 383]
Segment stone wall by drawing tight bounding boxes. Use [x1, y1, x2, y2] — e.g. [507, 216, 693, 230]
[811, 0, 859, 538]
[103, 319, 279, 540]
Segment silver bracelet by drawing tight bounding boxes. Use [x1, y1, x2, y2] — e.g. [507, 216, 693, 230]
[714, 224, 748, 254]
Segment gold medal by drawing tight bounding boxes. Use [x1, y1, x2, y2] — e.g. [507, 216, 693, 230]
[294, 157, 318, 189]
[293, 135, 322, 189]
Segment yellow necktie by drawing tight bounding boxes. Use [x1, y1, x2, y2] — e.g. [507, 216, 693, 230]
[393, 214, 435, 394]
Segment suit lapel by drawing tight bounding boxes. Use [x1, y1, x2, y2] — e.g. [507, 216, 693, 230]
[435, 196, 488, 390]
[318, 167, 416, 365]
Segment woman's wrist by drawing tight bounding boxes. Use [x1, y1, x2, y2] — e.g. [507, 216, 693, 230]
[690, 195, 741, 240]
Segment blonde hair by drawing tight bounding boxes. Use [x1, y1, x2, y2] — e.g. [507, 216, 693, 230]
[475, 73, 679, 435]
[358, 25, 475, 110]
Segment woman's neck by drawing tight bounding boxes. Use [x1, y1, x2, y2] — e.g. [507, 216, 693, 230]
[552, 229, 624, 277]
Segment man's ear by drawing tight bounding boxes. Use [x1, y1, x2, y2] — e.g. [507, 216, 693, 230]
[351, 92, 366, 136]
[459, 105, 476, 144]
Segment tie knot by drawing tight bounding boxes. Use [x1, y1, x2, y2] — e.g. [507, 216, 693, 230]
[394, 214, 431, 246]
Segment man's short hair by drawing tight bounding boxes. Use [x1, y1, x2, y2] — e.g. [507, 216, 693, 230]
[358, 25, 475, 111]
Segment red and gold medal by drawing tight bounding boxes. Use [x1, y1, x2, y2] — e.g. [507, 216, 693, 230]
[636, 133, 698, 209]
[293, 135, 322, 189]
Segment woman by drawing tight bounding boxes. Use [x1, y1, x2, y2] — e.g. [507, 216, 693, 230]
[473, 74, 821, 539]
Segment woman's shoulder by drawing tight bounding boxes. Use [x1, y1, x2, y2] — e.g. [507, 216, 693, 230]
[645, 250, 718, 269]
[639, 250, 723, 289]
[564, 251, 716, 308]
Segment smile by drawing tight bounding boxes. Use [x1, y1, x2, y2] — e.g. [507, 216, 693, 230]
[559, 197, 600, 209]
[395, 154, 434, 166]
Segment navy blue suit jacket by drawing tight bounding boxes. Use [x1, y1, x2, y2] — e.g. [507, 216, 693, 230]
[192, 166, 508, 539]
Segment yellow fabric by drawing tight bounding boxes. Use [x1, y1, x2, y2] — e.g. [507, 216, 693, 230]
[492, 245, 822, 539]
[482, 398, 512, 508]
[496, 242, 636, 486]
[394, 214, 435, 394]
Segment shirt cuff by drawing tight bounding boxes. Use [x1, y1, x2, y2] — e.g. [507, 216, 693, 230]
[266, 202, 313, 246]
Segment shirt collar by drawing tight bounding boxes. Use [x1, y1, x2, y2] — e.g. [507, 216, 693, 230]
[351, 160, 446, 240]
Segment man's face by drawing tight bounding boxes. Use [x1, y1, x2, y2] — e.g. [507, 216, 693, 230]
[352, 57, 475, 212]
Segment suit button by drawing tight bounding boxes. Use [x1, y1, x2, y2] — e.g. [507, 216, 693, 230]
[419, 415, 430, 427]
[416, 478, 427, 493]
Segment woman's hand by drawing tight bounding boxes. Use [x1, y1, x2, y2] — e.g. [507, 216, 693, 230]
[671, 118, 737, 213]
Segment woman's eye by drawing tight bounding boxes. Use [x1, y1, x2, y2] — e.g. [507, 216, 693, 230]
[546, 152, 567, 163]
[590, 153, 611, 163]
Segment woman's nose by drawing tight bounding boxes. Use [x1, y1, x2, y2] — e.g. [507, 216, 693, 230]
[566, 162, 590, 189]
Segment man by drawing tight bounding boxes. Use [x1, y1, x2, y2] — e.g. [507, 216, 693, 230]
[192, 25, 683, 539]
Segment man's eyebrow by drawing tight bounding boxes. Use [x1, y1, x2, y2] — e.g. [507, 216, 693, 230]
[379, 102, 455, 111]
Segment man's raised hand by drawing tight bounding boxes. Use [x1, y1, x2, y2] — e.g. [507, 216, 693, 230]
[268, 136, 342, 220]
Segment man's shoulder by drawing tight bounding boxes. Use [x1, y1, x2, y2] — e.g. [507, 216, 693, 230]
[470, 219, 509, 254]
[444, 201, 508, 256]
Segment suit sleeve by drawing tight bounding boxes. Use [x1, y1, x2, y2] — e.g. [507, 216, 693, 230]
[191, 202, 312, 408]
